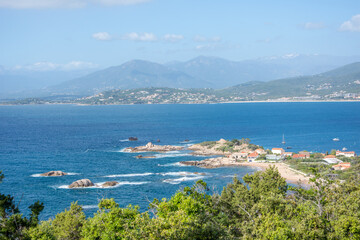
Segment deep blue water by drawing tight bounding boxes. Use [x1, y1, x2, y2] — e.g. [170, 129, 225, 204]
[0, 102, 359, 220]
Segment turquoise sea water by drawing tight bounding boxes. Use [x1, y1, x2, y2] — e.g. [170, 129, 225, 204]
[0, 102, 359, 219]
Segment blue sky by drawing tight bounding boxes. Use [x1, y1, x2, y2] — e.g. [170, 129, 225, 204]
[0, 0, 360, 70]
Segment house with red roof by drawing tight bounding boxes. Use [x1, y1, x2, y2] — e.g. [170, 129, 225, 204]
[332, 162, 351, 170]
[292, 154, 307, 159]
[247, 151, 259, 162]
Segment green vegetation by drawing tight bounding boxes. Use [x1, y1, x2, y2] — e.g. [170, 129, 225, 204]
[0, 171, 44, 239]
[2, 166, 360, 239]
[198, 141, 217, 148]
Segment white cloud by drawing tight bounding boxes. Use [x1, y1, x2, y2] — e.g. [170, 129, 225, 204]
[340, 14, 360, 32]
[92, 32, 112, 41]
[163, 34, 184, 42]
[0, 0, 150, 9]
[303, 22, 325, 30]
[194, 35, 221, 42]
[122, 32, 157, 41]
[13, 61, 98, 71]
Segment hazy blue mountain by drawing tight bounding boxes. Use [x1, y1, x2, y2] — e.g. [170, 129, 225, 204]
[2, 54, 360, 100]
[47, 60, 206, 95]
[167, 55, 360, 88]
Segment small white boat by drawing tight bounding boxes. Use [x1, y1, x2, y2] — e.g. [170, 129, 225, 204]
[282, 134, 286, 144]
[333, 138, 340, 141]
[342, 147, 347, 151]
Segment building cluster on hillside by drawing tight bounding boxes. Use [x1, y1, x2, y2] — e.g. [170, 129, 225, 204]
[228, 147, 356, 170]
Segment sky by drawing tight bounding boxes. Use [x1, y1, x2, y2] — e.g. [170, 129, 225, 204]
[0, 0, 360, 71]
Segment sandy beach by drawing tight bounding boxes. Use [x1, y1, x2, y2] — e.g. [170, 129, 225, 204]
[236, 162, 311, 185]
[181, 157, 311, 185]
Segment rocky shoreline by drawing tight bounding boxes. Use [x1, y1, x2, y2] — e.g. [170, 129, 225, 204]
[124, 142, 183, 153]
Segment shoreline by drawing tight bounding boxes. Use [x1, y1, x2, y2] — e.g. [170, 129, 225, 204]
[236, 162, 311, 185]
[0, 99, 359, 106]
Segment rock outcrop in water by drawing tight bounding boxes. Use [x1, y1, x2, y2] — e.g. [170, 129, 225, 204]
[40, 171, 67, 177]
[101, 181, 119, 187]
[69, 179, 94, 188]
[124, 142, 183, 153]
[180, 157, 237, 169]
[128, 137, 138, 141]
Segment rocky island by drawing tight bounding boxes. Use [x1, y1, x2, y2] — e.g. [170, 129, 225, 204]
[40, 171, 68, 177]
[69, 179, 94, 188]
[124, 142, 183, 153]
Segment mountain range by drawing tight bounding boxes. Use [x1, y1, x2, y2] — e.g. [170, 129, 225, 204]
[2, 54, 360, 99]
[9, 61, 360, 105]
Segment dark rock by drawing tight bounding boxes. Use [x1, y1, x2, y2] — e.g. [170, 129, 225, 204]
[129, 137, 138, 141]
[40, 171, 67, 177]
[69, 179, 94, 188]
[102, 181, 118, 187]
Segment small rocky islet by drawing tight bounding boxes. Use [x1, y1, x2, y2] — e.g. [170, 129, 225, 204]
[40, 171, 68, 177]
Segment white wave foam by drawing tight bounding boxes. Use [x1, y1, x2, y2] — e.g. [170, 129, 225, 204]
[154, 152, 190, 158]
[58, 181, 149, 189]
[104, 173, 154, 178]
[82, 205, 98, 209]
[163, 176, 205, 185]
[157, 162, 188, 167]
[119, 139, 130, 142]
[159, 171, 205, 177]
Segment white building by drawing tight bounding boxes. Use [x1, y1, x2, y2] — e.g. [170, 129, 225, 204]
[272, 148, 285, 155]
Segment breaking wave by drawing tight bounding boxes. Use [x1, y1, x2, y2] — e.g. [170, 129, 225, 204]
[163, 176, 205, 185]
[31, 172, 80, 177]
[104, 173, 154, 178]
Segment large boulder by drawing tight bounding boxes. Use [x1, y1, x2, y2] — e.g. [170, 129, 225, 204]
[69, 179, 94, 188]
[40, 171, 67, 177]
[101, 181, 119, 187]
[146, 142, 154, 148]
[218, 138, 227, 144]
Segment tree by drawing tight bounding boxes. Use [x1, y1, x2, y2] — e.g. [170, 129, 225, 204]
[0, 171, 44, 239]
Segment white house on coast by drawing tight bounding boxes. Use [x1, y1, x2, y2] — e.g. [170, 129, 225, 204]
[272, 148, 285, 155]
[336, 150, 356, 158]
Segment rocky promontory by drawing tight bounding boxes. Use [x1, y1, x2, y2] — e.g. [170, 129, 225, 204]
[40, 171, 68, 177]
[69, 179, 95, 188]
[124, 142, 183, 153]
[188, 138, 255, 156]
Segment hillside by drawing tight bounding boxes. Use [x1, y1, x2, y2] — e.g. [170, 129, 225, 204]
[220, 62, 360, 100]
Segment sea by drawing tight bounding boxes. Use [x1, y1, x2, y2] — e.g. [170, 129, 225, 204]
[0, 102, 359, 220]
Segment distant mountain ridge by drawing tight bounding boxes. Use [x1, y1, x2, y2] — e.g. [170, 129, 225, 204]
[2, 54, 360, 99]
[9, 61, 358, 105]
[42, 54, 360, 97]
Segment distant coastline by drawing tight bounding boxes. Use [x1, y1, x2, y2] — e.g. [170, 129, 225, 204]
[1, 99, 360, 106]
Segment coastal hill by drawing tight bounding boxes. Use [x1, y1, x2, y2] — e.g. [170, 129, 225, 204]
[221, 62, 360, 100]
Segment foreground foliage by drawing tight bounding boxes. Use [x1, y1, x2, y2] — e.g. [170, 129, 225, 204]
[2, 166, 360, 239]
